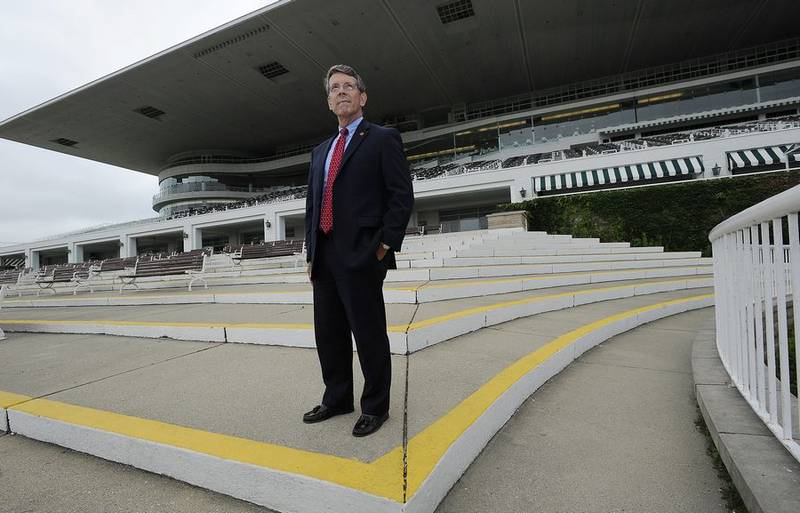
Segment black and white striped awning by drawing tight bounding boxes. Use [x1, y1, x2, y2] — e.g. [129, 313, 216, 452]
[727, 144, 800, 169]
[533, 156, 703, 194]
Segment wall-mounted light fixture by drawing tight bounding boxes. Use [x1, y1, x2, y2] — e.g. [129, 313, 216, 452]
[519, 187, 527, 198]
[712, 163, 721, 176]
[265, 220, 272, 229]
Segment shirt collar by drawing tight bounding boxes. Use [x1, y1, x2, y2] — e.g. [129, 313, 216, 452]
[338, 116, 363, 136]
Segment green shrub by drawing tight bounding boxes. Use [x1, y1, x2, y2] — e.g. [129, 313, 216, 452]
[502, 172, 800, 256]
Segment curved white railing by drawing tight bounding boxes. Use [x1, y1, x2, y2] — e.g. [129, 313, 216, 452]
[710, 184, 800, 462]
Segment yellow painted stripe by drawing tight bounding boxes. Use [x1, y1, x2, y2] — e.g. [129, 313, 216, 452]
[1, 293, 712, 502]
[404, 293, 714, 496]
[403, 278, 710, 331]
[0, 390, 31, 409]
[11, 397, 403, 501]
[0, 319, 315, 330]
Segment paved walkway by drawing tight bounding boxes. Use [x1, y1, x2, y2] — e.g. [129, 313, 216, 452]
[437, 308, 727, 513]
[0, 308, 728, 513]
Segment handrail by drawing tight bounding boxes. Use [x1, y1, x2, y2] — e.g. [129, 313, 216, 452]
[709, 184, 800, 240]
[709, 183, 800, 463]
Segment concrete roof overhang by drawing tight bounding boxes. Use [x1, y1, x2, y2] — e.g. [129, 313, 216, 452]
[1, 0, 798, 176]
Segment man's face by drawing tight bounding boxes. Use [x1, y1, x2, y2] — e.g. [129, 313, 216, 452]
[327, 72, 367, 121]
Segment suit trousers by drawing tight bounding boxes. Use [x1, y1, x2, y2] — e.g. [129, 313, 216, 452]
[312, 233, 391, 416]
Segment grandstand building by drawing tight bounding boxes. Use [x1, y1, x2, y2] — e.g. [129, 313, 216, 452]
[1, 0, 800, 269]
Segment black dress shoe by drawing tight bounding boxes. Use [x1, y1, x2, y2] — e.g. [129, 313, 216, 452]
[352, 412, 389, 437]
[302, 404, 354, 424]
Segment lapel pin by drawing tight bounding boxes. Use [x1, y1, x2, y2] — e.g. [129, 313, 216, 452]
[359, 131, 365, 136]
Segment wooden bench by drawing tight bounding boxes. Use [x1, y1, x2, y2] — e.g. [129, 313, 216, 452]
[98, 257, 137, 272]
[34, 264, 93, 296]
[405, 225, 425, 236]
[118, 250, 210, 292]
[0, 269, 25, 298]
[73, 257, 139, 294]
[227, 240, 305, 270]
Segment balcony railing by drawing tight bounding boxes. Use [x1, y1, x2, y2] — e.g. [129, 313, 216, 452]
[162, 142, 320, 171]
[709, 183, 800, 462]
[152, 183, 274, 204]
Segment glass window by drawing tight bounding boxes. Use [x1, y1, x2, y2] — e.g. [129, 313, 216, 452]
[404, 133, 456, 166]
[498, 117, 534, 149]
[453, 122, 499, 159]
[759, 67, 800, 102]
[534, 102, 634, 141]
[636, 79, 757, 122]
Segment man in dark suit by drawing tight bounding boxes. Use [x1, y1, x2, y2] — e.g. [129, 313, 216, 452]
[303, 64, 414, 437]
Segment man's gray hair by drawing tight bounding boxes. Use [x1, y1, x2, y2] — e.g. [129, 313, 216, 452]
[324, 64, 367, 94]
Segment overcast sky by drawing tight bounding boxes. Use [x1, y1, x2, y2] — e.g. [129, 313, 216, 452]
[0, 1, 278, 247]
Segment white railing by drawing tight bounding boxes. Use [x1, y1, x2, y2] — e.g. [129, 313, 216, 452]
[709, 184, 800, 462]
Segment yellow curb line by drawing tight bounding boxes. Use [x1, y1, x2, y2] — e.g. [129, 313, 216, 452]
[1, 293, 713, 503]
[404, 293, 713, 496]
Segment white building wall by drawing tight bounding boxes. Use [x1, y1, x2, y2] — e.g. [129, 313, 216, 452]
[2, 126, 799, 268]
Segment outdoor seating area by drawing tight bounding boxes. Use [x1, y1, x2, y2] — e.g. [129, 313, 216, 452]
[225, 240, 305, 270]
[0, 226, 718, 513]
[32, 263, 94, 296]
[118, 249, 211, 292]
[164, 185, 308, 220]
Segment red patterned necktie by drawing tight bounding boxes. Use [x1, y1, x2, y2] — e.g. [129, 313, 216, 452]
[319, 127, 348, 234]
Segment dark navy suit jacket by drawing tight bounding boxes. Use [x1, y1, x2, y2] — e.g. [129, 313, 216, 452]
[305, 119, 414, 272]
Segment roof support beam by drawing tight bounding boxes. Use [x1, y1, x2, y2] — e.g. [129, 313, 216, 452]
[620, 0, 645, 75]
[378, 0, 452, 105]
[513, 0, 534, 91]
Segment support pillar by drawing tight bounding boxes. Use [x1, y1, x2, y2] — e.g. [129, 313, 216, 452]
[67, 242, 78, 263]
[30, 251, 40, 270]
[124, 237, 138, 258]
[192, 228, 202, 251]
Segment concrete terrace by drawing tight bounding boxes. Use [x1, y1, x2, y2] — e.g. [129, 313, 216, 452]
[0, 227, 790, 513]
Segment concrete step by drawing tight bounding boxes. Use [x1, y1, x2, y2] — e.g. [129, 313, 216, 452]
[0, 279, 714, 354]
[410, 252, 702, 268]
[0, 290, 714, 513]
[1, 269, 713, 309]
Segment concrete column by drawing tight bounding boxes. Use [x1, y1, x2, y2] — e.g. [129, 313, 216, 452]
[192, 228, 202, 250]
[72, 243, 85, 263]
[264, 216, 273, 242]
[408, 210, 418, 228]
[24, 249, 32, 269]
[182, 225, 193, 252]
[124, 237, 138, 258]
[755, 74, 761, 103]
[275, 216, 284, 242]
[67, 242, 78, 263]
[30, 251, 40, 270]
